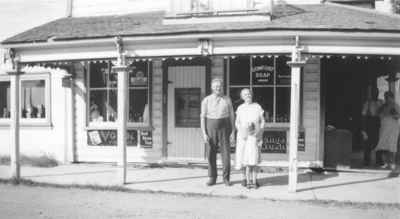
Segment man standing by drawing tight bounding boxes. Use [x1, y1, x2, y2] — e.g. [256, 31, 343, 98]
[200, 78, 235, 186]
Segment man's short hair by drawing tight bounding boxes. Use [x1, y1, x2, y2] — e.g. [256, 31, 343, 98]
[211, 78, 223, 86]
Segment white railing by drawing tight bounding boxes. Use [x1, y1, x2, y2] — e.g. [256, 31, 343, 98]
[168, 0, 273, 16]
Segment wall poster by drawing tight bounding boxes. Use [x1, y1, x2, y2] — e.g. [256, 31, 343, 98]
[140, 131, 153, 148]
[261, 131, 287, 153]
[175, 88, 201, 127]
[261, 130, 306, 153]
[87, 130, 139, 146]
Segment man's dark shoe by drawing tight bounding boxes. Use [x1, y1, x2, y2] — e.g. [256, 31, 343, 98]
[254, 181, 260, 189]
[241, 179, 247, 187]
[206, 178, 216, 186]
[224, 179, 231, 186]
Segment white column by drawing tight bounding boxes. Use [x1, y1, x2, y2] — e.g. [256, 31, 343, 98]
[288, 61, 305, 193]
[8, 70, 23, 180]
[114, 65, 129, 184]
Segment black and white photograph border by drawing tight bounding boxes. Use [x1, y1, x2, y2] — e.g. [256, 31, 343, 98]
[0, 0, 399, 218]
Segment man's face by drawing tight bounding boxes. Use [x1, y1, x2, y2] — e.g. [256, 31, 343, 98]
[211, 81, 223, 95]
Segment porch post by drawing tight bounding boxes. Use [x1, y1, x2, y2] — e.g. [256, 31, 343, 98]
[7, 64, 24, 180]
[112, 36, 129, 184]
[287, 36, 306, 193]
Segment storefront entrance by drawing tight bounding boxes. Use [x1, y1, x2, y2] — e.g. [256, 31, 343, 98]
[167, 65, 206, 161]
[322, 56, 397, 168]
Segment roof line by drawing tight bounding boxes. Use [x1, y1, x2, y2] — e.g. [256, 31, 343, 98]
[3, 27, 400, 45]
[324, 2, 400, 19]
[3, 28, 400, 48]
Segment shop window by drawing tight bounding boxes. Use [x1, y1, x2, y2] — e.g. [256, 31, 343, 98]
[0, 81, 10, 119]
[88, 61, 118, 123]
[20, 75, 51, 124]
[128, 61, 151, 126]
[228, 55, 292, 124]
[88, 60, 151, 127]
[21, 80, 46, 119]
[0, 74, 50, 125]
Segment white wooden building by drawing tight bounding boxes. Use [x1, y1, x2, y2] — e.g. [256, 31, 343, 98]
[1, 0, 400, 168]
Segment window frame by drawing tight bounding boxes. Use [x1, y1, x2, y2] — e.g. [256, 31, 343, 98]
[86, 60, 118, 128]
[127, 61, 152, 128]
[86, 60, 152, 129]
[226, 55, 292, 128]
[0, 75, 11, 123]
[0, 73, 52, 126]
[173, 0, 267, 16]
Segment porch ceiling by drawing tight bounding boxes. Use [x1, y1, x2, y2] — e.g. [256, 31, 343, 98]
[2, 3, 400, 45]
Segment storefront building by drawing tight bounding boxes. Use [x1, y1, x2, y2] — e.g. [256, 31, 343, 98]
[1, 0, 400, 168]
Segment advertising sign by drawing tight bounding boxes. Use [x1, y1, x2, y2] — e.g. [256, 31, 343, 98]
[140, 131, 153, 148]
[87, 129, 140, 146]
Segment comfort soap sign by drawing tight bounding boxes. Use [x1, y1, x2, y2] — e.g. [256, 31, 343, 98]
[252, 65, 274, 85]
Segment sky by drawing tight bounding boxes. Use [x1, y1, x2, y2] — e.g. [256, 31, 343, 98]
[0, 0, 66, 41]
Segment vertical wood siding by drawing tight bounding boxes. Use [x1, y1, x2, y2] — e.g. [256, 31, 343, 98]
[301, 57, 321, 163]
[167, 65, 206, 160]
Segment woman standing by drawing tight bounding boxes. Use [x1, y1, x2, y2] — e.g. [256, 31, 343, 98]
[375, 91, 400, 170]
[235, 88, 265, 189]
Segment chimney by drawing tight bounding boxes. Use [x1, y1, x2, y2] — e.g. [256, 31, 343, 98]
[375, 0, 395, 14]
[66, 0, 73, 17]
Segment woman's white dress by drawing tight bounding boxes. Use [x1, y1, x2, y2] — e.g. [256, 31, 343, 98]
[235, 103, 264, 170]
[375, 103, 400, 153]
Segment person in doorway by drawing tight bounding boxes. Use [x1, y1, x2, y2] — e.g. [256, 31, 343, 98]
[200, 78, 235, 186]
[235, 88, 265, 189]
[361, 87, 383, 166]
[375, 91, 400, 170]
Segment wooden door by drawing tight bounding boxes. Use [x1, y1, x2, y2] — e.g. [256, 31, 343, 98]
[167, 66, 206, 161]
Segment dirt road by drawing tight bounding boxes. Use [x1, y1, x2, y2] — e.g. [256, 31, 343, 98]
[0, 184, 398, 219]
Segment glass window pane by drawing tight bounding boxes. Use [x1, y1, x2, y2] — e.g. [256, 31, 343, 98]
[253, 87, 273, 123]
[229, 56, 250, 86]
[128, 89, 149, 123]
[129, 62, 148, 87]
[276, 56, 291, 85]
[0, 81, 10, 118]
[107, 90, 117, 122]
[252, 56, 274, 85]
[276, 87, 291, 123]
[229, 87, 246, 111]
[21, 80, 45, 119]
[90, 62, 108, 88]
[109, 62, 118, 89]
[90, 90, 107, 122]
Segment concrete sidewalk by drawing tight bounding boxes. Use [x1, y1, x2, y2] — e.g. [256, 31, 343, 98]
[0, 164, 399, 204]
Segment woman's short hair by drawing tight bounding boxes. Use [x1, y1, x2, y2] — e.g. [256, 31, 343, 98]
[211, 78, 223, 86]
[240, 88, 252, 99]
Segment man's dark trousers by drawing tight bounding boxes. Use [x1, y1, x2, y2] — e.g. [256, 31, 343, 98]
[206, 117, 231, 181]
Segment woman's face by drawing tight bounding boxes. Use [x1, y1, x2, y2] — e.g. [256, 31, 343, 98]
[241, 89, 252, 103]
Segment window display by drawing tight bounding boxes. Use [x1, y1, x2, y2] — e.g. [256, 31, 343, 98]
[21, 80, 46, 119]
[88, 61, 117, 123]
[0, 81, 10, 118]
[228, 55, 292, 123]
[87, 60, 151, 126]
[128, 61, 150, 125]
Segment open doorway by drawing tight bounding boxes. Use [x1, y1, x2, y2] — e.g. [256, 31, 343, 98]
[322, 56, 396, 169]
